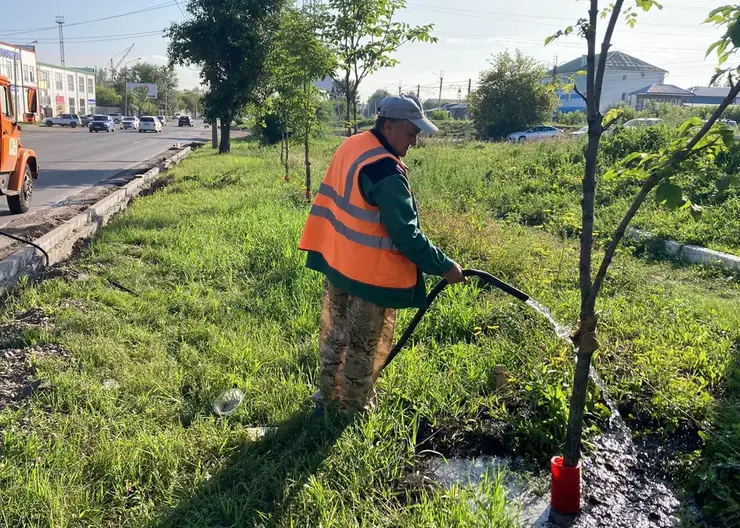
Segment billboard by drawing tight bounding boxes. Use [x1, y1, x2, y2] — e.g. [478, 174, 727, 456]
[126, 82, 158, 98]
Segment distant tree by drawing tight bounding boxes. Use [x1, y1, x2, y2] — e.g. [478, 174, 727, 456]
[470, 50, 558, 139]
[113, 62, 179, 115]
[325, 0, 436, 135]
[422, 98, 437, 110]
[96, 85, 122, 107]
[364, 88, 391, 118]
[167, 0, 285, 153]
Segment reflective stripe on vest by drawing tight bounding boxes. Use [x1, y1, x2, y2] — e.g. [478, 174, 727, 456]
[298, 131, 417, 290]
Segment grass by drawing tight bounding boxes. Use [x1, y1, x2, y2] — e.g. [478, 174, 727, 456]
[0, 136, 738, 525]
[413, 125, 740, 257]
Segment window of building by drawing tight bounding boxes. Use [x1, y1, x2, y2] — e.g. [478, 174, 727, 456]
[29, 67, 35, 83]
[69, 97, 76, 113]
[56, 72, 63, 91]
[67, 74, 75, 91]
[80, 98, 86, 114]
[87, 78, 93, 94]
[78, 76, 85, 92]
[23, 65, 30, 82]
[622, 92, 627, 101]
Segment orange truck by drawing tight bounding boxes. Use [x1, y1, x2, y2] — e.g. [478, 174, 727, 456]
[0, 75, 39, 213]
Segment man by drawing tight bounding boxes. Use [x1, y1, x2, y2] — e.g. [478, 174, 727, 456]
[299, 94, 466, 412]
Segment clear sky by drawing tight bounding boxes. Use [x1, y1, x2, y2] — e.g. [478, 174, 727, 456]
[0, 0, 727, 101]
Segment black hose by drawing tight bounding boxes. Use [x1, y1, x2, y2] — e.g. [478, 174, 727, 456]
[382, 269, 529, 370]
[0, 230, 50, 267]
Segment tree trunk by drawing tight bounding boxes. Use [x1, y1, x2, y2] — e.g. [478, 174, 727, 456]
[211, 119, 218, 149]
[284, 130, 289, 182]
[280, 130, 285, 164]
[352, 98, 358, 135]
[345, 91, 352, 136]
[305, 123, 311, 201]
[219, 120, 231, 154]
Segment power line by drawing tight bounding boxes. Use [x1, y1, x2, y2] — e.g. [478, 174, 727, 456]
[30, 30, 163, 43]
[0, 1, 178, 38]
[174, 0, 187, 18]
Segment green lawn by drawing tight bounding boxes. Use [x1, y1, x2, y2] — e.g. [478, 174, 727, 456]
[0, 137, 738, 525]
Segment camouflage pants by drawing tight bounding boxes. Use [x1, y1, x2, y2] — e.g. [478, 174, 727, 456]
[318, 279, 397, 410]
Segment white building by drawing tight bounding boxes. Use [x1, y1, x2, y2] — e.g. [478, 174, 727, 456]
[548, 51, 667, 113]
[37, 63, 96, 117]
[0, 41, 38, 117]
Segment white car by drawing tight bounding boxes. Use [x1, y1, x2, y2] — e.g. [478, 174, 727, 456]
[571, 125, 588, 137]
[139, 116, 162, 133]
[508, 125, 563, 142]
[121, 116, 139, 130]
[623, 118, 663, 128]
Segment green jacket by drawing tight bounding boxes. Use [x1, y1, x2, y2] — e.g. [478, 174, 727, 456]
[305, 129, 454, 309]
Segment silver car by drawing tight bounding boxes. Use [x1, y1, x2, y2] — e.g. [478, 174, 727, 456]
[44, 113, 83, 128]
[508, 125, 563, 142]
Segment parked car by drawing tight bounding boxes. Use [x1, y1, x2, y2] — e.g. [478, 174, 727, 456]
[107, 113, 124, 124]
[571, 125, 588, 137]
[80, 114, 92, 126]
[156, 115, 167, 127]
[178, 115, 193, 127]
[139, 116, 162, 133]
[623, 118, 663, 128]
[44, 113, 82, 128]
[121, 116, 139, 130]
[507, 125, 563, 142]
[89, 114, 116, 133]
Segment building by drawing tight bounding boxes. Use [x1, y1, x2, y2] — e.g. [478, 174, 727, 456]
[549, 51, 667, 112]
[686, 86, 740, 106]
[0, 41, 39, 118]
[629, 83, 695, 110]
[37, 63, 96, 117]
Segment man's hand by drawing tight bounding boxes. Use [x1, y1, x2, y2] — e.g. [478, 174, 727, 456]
[444, 262, 467, 284]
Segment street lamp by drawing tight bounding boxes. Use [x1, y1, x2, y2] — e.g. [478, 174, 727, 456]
[122, 57, 141, 115]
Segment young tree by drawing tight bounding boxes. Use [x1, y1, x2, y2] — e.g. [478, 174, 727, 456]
[325, 0, 436, 135]
[96, 85, 122, 107]
[469, 50, 558, 139]
[269, 7, 337, 196]
[547, 2, 740, 471]
[167, 0, 285, 153]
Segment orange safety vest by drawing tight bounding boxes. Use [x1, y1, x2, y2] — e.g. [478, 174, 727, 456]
[299, 131, 418, 289]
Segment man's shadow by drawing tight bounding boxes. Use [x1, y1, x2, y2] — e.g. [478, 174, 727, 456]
[155, 407, 356, 527]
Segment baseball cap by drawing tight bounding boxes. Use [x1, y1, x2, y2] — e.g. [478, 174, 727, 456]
[377, 94, 439, 134]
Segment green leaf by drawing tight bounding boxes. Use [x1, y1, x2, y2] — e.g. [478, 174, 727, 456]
[717, 176, 732, 191]
[731, 21, 740, 47]
[697, 430, 708, 442]
[679, 116, 704, 135]
[690, 203, 703, 220]
[621, 152, 644, 165]
[655, 181, 684, 208]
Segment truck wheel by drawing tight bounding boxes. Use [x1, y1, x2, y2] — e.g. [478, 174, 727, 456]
[45, 120, 53, 127]
[7, 165, 33, 214]
[70, 122, 77, 128]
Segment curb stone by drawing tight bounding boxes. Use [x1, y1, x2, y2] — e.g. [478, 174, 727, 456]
[0, 146, 193, 293]
[626, 227, 740, 272]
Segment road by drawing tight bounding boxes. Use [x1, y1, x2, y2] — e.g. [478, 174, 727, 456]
[0, 121, 212, 228]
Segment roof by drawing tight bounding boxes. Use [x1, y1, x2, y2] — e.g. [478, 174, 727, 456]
[38, 62, 95, 75]
[687, 86, 735, 98]
[552, 51, 667, 75]
[630, 83, 695, 96]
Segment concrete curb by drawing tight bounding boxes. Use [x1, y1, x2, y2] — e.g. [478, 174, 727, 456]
[0, 146, 193, 293]
[627, 227, 740, 272]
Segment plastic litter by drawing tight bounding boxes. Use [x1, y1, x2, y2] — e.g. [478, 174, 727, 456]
[212, 388, 245, 416]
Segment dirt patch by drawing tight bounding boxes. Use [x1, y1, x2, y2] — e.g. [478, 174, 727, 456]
[0, 344, 73, 413]
[0, 145, 199, 261]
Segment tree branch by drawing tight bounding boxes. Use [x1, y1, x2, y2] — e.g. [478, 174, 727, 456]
[586, 80, 740, 308]
[573, 84, 587, 104]
[593, 0, 625, 111]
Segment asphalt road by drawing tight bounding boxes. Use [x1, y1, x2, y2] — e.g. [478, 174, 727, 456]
[0, 121, 211, 228]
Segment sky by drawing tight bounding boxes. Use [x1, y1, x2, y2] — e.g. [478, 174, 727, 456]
[0, 0, 728, 102]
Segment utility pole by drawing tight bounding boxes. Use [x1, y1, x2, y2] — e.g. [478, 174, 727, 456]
[398, 81, 402, 95]
[417, 84, 420, 98]
[437, 69, 444, 108]
[55, 17, 66, 67]
[468, 78, 471, 96]
[457, 87, 462, 103]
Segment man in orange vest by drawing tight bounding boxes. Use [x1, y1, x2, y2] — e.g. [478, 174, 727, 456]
[299, 94, 466, 412]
